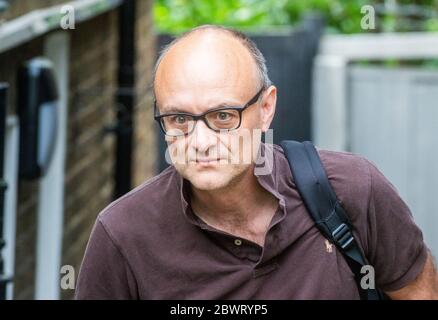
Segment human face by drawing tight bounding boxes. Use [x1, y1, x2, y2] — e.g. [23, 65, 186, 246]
[154, 32, 276, 191]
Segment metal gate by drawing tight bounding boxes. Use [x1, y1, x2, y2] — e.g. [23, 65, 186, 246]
[348, 66, 438, 257]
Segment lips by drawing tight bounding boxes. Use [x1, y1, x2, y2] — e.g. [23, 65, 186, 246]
[189, 158, 222, 166]
[195, 158, 220, 163]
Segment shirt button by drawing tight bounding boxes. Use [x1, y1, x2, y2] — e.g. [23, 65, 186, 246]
[234, 239, 242, 246]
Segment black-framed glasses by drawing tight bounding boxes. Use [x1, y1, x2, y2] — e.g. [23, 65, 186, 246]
[154, 87, 264, 137]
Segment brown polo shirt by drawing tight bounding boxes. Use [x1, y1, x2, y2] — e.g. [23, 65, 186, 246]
[75, 143, 428, 299]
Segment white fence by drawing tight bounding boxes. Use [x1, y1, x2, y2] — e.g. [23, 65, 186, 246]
[313, 32, 438, 258]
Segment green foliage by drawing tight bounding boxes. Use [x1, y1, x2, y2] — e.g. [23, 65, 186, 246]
[154, 0, 438, 34]
[154, 0, 284, 33]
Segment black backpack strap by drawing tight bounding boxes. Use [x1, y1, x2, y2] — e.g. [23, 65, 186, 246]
[280, 140, 384, 300]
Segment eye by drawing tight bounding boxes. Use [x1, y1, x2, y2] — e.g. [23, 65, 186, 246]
[217, 112, 231, 121]
[172, 115, 188, 124]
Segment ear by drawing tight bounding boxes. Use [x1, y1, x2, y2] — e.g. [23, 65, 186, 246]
[259, 85, 277, 132]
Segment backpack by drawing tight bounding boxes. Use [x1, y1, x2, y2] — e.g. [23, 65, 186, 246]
[280, 140, 387, 300]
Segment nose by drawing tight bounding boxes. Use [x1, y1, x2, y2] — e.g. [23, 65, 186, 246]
[190, 119, 217, 154]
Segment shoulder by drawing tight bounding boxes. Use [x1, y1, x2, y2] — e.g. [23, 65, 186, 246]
[315, 148, 388, 258]
[96, 165, 182, 243]
[317, 148, 374, 221]
[273, 144, 374, 201]
[274, 143, 375, 223]
[100, 165, 177, 218]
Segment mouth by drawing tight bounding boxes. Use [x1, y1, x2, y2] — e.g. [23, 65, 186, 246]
[191, 158, 222, 166]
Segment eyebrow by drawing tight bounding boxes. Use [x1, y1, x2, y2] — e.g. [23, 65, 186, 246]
[160, 101, 242, 114]
[161, 106, 191, 113]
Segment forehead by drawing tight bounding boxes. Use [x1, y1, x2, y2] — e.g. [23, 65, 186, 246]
[154, 32, 259, 113]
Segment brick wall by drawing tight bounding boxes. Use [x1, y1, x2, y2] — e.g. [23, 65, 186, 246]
[60, 10, 119, 300]
[133, 0, 157, 186]
[0, 0, 156, 299]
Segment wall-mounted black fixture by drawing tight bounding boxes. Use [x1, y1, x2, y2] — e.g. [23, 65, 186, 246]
[0, 0, 11, 13]
[17, 58, 59, 180]
[0, 83, 12, 300]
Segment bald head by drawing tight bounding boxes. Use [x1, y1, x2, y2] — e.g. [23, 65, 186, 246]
[153, 25, 271, 108]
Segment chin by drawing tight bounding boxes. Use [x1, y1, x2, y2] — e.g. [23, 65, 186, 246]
[178, 164, 243, 191]
[186, 170, 231, 191]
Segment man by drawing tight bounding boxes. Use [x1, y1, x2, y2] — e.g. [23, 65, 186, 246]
[75, 25, 438, 299]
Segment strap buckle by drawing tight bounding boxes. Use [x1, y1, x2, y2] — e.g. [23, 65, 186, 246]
[332, 223, 354, 250]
